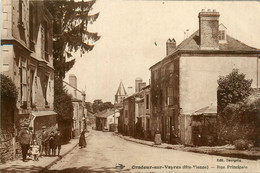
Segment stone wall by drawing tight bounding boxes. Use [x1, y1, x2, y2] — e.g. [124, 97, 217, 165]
[0, 106, 15, 163]
[0, 129, 15, 163]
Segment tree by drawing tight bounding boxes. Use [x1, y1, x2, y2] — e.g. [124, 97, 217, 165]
[99, 102, 114, 112]
[1, 74, 18, 130]
[45, 0, 101, 79]
[45, 0, 100, 136]
[217, 69, 252, 113]
[1, 74, 18, 106]
[85, 102, 93, 113]
[91, 101, 114, 113]
[217, 96, 260, 147]
[54, 77, 74, 143]
[54, 77, 74, 122]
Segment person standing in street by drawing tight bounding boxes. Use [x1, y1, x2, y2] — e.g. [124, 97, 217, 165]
[79, 129, 87, 148]
[41, 126, 49, 156]
[49, 131, 55, 156]
[18, 123, 31, 162]
[54, 129, 62, 156]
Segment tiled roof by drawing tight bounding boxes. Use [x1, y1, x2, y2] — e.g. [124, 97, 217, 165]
[150, 30, 260, 70]
[172, 30, 260, 53]
[193, 104, 217, 115]
[95, 109, 119, 118]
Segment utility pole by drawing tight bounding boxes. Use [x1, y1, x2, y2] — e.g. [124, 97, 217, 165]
[114, 99, 117, 132]
[82, 91, 86, 130]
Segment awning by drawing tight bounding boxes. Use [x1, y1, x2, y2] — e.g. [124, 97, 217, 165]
[193, 104, 217, 116]
[30, 111, 57, 129]
[32, 111, 57, 117]
[135, 98, 144, 102]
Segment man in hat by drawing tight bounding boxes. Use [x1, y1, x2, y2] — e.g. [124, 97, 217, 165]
[54, 129, 62, 156]
[40, 126, 49, 156]
[18, 123, 31, 161]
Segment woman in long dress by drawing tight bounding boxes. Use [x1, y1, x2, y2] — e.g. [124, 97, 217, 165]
[79, 129, 87, 148]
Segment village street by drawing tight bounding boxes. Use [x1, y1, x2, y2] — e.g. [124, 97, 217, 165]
[48, 131, 260, 173]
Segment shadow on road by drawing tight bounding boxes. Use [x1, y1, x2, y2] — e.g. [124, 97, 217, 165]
[47, 166, 131, 173]
[1, 165, 45, 173]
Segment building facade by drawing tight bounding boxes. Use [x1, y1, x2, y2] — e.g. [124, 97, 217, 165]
[63, 74, 86, 137]
[1, 0, 56, 162]
[150, 9, 260, 145]
[119, 79, 151, 138]
[95, 109, 120, 131]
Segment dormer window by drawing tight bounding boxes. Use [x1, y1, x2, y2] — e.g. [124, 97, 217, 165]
[219, 23, 227, 43]
[219, 30, 226, 40]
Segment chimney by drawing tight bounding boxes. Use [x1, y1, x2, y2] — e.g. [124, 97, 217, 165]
[139, 82, 146, 91]
[127, 86, 134, 96]
[135, 78, 143, 93]
[166, 38, 176, 56]
[199, 9, 220, 50]
[69, 74, 77, 97]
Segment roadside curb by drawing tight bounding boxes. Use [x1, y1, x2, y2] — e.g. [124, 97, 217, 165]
[114, 133, 260, 160]
[42, 133, 91, 172]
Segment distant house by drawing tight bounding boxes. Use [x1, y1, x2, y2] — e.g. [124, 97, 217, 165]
[135, 85, 151, 139]
[142, 85, 151, 139]
[95, 109, 120, 131]
[150, 9, 260, 145]
[63, 74, 86, 137]
[119, 78, 149, 137]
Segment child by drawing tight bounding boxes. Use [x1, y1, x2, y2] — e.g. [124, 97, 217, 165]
[31, 139, 40, 161]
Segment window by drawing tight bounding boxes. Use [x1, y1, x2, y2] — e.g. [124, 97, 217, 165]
[125, 110, 128, 118]
[29, 3, 35, 49]
[30, 69, 35, 106]
[43, 75, 49, 105]
[161, 68, 165, 78]
[146, 94, 149, 109]
[19, 58, 27, 102]
[219, 30, 226, 41]
[153, 70, 158, 81]
[41, 22, 49, 61]
[167, 87, 173, 106]
[41, 26, 45, 60]
[19, 0, 23, 25]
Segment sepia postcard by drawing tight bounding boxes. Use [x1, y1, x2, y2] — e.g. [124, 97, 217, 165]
[0, 0, 260, 172]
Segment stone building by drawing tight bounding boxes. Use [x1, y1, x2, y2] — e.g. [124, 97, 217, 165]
[1, 0, 56, 162]
[95, 109, 120, 131]
[63, 74, 86, 137]
[150, 9, 260, 145]
[119, 78, 149, 137]
[141, 85, 151, 139]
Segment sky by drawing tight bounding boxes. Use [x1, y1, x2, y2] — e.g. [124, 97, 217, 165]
[64, 0, 260, 103]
